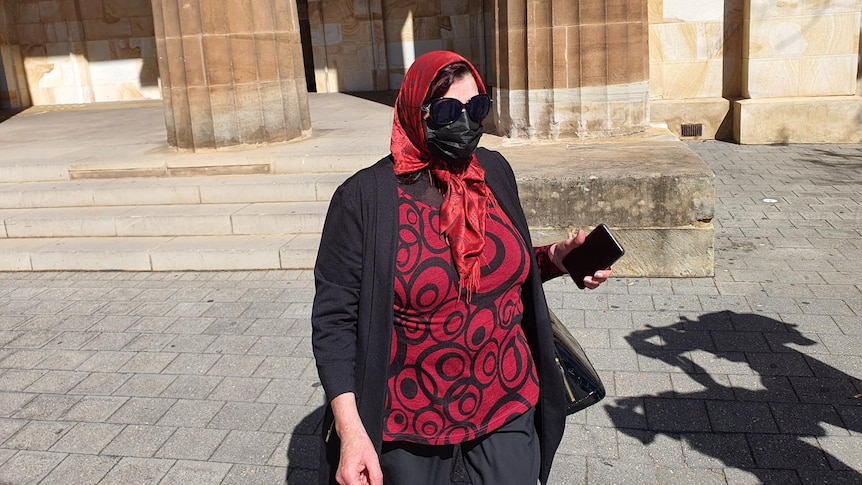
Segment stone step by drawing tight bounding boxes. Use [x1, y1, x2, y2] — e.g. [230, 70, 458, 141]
[0, 95, 380, 273]
[0, 201, 330, 238]
[0, 172, 350, 209]
[0, 234, 320, 271]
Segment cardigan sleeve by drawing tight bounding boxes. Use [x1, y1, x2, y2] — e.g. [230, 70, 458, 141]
[534, 244, 566, 282]
[311, 180, 365, 402]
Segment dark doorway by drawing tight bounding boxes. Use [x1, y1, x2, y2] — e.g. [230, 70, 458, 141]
[297, 0, 317, 93]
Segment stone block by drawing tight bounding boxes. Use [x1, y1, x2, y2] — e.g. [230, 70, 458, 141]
[16, 23, 49, 44]
[130, 15, 155, 37]
[82, 18, 132, 40]
[114, 204, 238, 236]
[746, 13, 861, 59]
[209, 85, 239, 147]
[230, 202, 327, 235]
[40, 0, 77, 22]
[102, 0, 151, 19]
[29, 237, 167, 270]
[233, 85, 266, 144]
[651, 97, 734, 140]
[279, 234, 319, 269]
[742, 54, 858, 99]
[653, 59, 724, 99]
[3, 206, 126, 237]
[17, 3, 42, 24]
[230, 35, 259, 84]
[149, 235, 284, 270]
[180, 36, 206, 87]
[274, 0, 300, 32]
[505, 142, 715, 227]
[660, 0, 724, 23]
[798, 55, 859, 97]
[254, 34, 279, 82]
[733, 96, 862, 144]
[77, 0, 103, 20]
[275, 162, 354, 192]
[483, 131, 715, 277]
[650, 21, 724, 63]
[0, 240, 34, 270]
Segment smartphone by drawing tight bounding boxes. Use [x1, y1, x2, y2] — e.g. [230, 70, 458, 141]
[562, 224, 625, 289]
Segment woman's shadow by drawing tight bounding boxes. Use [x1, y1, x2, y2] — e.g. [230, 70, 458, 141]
[605, 311, 861, 483]
[285, 405, 324, 484]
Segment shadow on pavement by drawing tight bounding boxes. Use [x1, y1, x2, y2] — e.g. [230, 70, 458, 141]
[793, 147, 862, 186]
[286, 405, 325, 484]
[606, 311, 862, 483]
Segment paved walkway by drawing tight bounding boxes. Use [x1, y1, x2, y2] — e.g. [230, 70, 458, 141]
[0, 140, 860, 484]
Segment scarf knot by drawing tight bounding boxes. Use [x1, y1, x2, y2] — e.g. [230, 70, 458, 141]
[390, 51, 490, 300]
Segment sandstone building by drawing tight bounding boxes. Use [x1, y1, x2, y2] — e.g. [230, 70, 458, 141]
[1, 0, 861, 147]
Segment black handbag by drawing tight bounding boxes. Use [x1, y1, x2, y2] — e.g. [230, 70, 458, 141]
[549, 309, 606, 414]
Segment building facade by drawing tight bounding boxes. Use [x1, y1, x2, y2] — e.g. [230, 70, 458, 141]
[1, 0, 861, 145]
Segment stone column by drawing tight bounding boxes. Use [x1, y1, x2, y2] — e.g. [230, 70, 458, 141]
[0, 2, 30, 109]
[734, 0, 862, 143]
[490, 0, 650, 139]
[151, 0, 311, 151]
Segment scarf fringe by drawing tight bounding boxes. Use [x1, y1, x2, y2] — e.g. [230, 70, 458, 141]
[388, 51, 491, 304]
[458, 262, 482, 303]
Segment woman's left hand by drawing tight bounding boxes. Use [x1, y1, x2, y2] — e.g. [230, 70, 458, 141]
[549, 230, 613, 290]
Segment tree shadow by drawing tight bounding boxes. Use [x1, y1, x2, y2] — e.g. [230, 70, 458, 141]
[605, 311, 862, 483]
[791, 147, 862, 186]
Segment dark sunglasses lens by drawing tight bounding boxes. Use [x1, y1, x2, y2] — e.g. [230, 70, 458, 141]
[430, 98, 463, 125]
[429, 96, 491, 125]
[466, 95, 490, 121]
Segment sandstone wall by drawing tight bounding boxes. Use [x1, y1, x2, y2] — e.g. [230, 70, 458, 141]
[307, 0, 485, 92]
[6, 0, 158, 105]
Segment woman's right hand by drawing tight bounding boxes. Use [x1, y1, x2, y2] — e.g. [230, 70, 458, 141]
[336, 425, 381, 485]
[332, 393, 383, 485]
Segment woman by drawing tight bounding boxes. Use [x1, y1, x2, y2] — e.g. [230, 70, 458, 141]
[312, 50, 610, 485]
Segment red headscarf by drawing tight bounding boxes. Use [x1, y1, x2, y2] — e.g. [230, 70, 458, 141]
[391, 51, 490, 300]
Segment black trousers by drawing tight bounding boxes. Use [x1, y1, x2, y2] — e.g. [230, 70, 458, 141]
[379, 408, 540, 485]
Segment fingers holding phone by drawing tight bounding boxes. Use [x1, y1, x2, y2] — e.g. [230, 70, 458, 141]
[561, 224, 625, 289]
[549, 230, 586, 273]
[582, 267, 613, 289]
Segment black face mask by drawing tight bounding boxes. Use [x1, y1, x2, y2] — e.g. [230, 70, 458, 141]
[425, 111, 483, 166]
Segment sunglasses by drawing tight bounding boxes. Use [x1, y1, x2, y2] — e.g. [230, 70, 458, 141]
[422, 94, 491, 126]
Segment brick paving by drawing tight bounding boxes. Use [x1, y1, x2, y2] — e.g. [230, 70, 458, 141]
[0, 140, 860, 484]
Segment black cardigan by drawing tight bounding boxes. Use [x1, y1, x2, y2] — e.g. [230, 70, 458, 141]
[311, 147, 566, 484]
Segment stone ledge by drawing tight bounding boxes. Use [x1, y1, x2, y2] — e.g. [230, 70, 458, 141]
[530, 225, 715, 278]
[500, 138, 715, 227]
[489, 134, 716, 277]
[734, 96, 862, 144]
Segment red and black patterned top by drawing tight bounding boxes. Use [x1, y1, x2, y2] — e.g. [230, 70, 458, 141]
[384, 182, 540, 445]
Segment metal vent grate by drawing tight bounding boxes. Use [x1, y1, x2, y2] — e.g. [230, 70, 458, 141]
[681, 123, 703, 137]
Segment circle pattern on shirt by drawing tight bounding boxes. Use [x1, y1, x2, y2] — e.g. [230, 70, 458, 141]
[386, 191, 539, 445]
